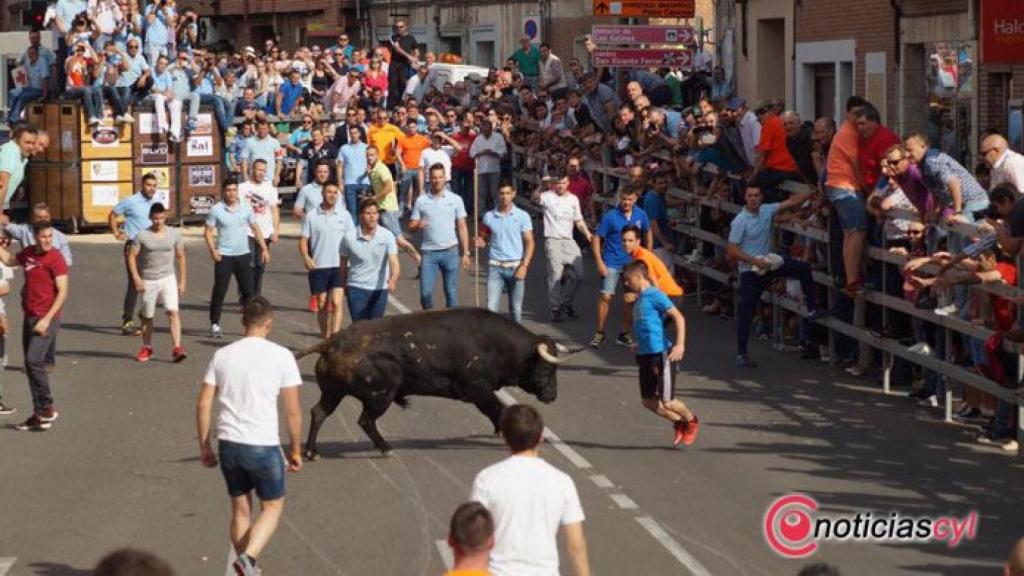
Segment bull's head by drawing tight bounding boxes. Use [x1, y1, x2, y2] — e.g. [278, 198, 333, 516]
[524, 339, 583, 404]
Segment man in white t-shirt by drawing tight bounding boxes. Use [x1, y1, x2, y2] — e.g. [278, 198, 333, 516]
[531, 174, 593, 322]
[239, 158, 280, 297]
[470, 404, 590, 576]
[196, 297, 302, 576]
[419, 131, 453, 193]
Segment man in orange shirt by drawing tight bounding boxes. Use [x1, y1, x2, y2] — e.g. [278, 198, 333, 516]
[622, 225, 683, 300]
[749, 99, 803, 202]
[367, 109, 404, 180]
[444, 501, 495, 576]
[824, 95, 869, 294]
[397, 119, 431, 212]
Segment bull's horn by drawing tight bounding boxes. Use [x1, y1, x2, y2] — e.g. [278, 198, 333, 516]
[555, 343, 569, 353]
[536, 342, 564, 364]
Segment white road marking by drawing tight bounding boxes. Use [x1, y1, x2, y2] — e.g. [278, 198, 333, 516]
[590, 474, 614, 489]
[435, 540, 454, 570]
[0, 557, 16, 576]
[389, 297, 413, 314]
[223, 548, 236, 576]
[610, 494, 638, 510]
[636, 517, 713, 576]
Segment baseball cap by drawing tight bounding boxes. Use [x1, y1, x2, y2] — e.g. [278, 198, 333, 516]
[753, 98, 773, 114]
[244, 46, 256, 56]
[726, 97, 745, 110]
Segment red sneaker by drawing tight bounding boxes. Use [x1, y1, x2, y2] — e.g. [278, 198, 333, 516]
[135, 346, 154, 363]
[172, 346, 188, 363]
[673, 420, 687, 447]
[682, 416, 700, 446]
[308, 295, 319, 312]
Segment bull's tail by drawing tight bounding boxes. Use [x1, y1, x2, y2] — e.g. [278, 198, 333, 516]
[294, 339, 330, 361]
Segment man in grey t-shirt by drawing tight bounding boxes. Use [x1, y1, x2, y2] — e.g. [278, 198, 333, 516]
[128, 203, 187, 363]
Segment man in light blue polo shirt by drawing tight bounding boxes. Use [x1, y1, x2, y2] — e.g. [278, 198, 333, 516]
[243, 120, 283, 185]
[204, 178, 269, 339]
[341, 199, 400, 322]
[300, 183, 351, 338]
[591, 185, 651, 349]
[143, 0, 174, 66]
[727, 185, 822, 368]
[408, 163, 470, 310]
[110, 172, 158, 334]
[476, 185, 534, 323]
[0, 125, 36, 210]
[338, 126, 369, 223]
[293, 161, 330, 221]
[117, 39, 149, 109]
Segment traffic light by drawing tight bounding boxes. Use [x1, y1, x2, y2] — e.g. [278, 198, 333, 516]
[21, 1, 47, 29]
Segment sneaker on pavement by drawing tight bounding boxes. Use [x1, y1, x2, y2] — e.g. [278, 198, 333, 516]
[917, 394, 939, 408]
[682, 416, 700, 446]
[0, 402, 15, 415]
[136, 346, 154, 363]
[934, 304, 958, 316]
[846, 364, 869, 377]
[172, 346, 188, 363]
[615, 332, 634, 347]
[589, 332, 605, 348]
[38, 406, 58, 422]
[211, 324, 223, 339]
[673, 420, 687, 447]
[735, 354, 758, 368]
[308, 295, 319, 312]
[121, 319, 137, 335]
[14, 414, 50, 431]
[233, 553, 259, 576]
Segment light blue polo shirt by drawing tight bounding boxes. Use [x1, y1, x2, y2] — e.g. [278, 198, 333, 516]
[295, 182, 324, 215]
[144, 3, 173, 47]
[727, 202, 780, 273]
[112, 192, 157, 240]
[341, 226, 398, 290]
[301, 206, 351, 269]
[482, 206, 532, 262]
[205, 201, 255, 256]
[411, 190, 467, 251]
[245, 136, 282, 177]
[118, 52, 149, 87]
[633, 286, 675, 355]
[596, 206, 650, 269]
[0, 141, 27, 210]
[339, 142, 369, 186]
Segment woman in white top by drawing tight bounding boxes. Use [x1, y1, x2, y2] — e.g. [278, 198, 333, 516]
[257, 60, 283, 109]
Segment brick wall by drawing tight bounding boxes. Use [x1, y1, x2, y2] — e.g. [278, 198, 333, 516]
[795, 0, 897, 122]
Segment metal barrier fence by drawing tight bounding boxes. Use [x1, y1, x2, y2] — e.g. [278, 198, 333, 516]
[509, 144, 1024, 456]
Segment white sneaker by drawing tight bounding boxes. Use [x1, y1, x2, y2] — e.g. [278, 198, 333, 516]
[907, 342, 933, 356]
[917, 394, 938, 408]
[934, 304, 957, 316]
[120, 113, 134, 124]
[210, 324, 222, 339]
[88, 116, 101, 126]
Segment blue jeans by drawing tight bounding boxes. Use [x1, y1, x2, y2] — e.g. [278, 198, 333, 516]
[487, 265, 525, 323]
[66, 86, 103, 120]
[400, 168, 420, 210]
[346, 286, 389, 321]
[452, 168, 474, 215]
[199, 93, 231, 131]
[419, 247, 460, 309]
[103, 86, 131, 117]
[8, 87, 42, 122]
[343, 184, 368, 225]
[218, 440, 286, 500]
[736, 257, 818, 356]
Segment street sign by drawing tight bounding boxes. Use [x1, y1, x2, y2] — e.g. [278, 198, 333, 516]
[591, 49, 691, 69]
[592, 0, 695, 18]
[591, 25, 695, 46]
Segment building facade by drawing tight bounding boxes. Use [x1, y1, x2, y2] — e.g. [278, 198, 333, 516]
[715, 0, 796, 110]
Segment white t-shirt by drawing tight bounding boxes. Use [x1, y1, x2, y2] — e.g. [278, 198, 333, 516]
[470, 455, 585, 576]
[239, 180, 280, 239]
[420, 147, 452, 183]
[539, 191, 582, 239]
[204, 337, 302, 446]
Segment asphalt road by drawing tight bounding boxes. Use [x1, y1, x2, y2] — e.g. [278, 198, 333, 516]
[0, 219, 1021, 576]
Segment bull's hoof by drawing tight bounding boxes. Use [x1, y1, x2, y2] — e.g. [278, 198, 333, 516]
[304, 451, 320, 462]
[380, 449, 394, 458]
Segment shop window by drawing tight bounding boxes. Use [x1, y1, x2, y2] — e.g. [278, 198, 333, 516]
[921, 42, 975, 166]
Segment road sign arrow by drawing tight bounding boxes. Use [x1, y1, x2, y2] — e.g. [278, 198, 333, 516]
[595, 2, 609, 14]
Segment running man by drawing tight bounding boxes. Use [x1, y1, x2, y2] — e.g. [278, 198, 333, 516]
[127, 203, 187, 363]
[196, 297, 302, 576]
[110, 172, 158, 335]
[204, 178, 269, 339]
[476, 184, 534, 323]
[408, 163, 470, 310]
[531, 174, 592, 322]
[239, 159, 280, 297]
[367, 144, 420, 262]
[300, 183, 351, 338]
[293, 161, 332, 313]
[340, 199, 401, 322]
[621, 260, 699, 447]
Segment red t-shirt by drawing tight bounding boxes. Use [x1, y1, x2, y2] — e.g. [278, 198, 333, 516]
[451, 131, 477, 170]
[568, 174, 594, 214]
[859, 125, 901, 191]
[993, 262, 1018, 332]
[17, 247, 68, 319]
[758, 113, 799, 173]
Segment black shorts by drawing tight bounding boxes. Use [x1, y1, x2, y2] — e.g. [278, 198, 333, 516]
[636, 352, 674, 402]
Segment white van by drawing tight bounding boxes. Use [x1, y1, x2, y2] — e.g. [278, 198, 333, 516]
[427, 63, 491, 91]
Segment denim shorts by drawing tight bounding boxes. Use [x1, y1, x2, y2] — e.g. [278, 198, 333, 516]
[600, 267, 622, 295]
[308, 267, 343, 294]
[379, 210, 402, 238]
[831, 194, 867, 232]
[219, 440, 286, 500]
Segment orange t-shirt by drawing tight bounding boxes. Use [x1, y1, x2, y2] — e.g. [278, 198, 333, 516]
[399, 133, 431, 170]
[632, 248, 683, 297]
[758, 113, 799, 173]
[443, 570, 489, 576]
[825, 120, 860, 190]
[368, 123, 404, 165]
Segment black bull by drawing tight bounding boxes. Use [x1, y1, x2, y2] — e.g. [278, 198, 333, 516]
[295, 308, 580, 458]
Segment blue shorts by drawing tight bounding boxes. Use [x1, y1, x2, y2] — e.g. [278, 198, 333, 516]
[831, 194, 867, 232]
[379, 210, 402, 238]
[218, 440, 286, 500]
[600, 267, 622, 295]
[308, 267, 343, 295]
